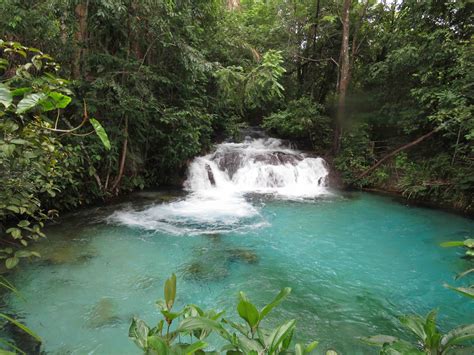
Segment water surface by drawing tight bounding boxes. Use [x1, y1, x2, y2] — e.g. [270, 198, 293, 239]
[8, 191, 474, 354]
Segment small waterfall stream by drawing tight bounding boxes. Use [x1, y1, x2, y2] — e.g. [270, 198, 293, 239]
[111, 136, 330, 234]
[185, 137, 329, 197]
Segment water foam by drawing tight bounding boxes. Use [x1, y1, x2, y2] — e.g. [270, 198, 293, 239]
[110, 137, 330, 234]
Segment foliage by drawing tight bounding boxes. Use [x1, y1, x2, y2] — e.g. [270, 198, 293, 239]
[0, 40, 108, 268]
[0, 276, 41, 353]
[130, 274, 321, 354]
[441, 236, 474, 299]
[333, 123, 378, 187]
[262, 97, 331, 151]
[361, 309, 474, 354]
[440, 239, 474, 259]
[215, 50, 286, 115]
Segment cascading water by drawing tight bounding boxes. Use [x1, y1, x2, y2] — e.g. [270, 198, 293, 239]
[110, 136, 330, 234]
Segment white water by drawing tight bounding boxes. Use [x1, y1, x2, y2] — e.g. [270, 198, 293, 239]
[110, 137, 330, 234]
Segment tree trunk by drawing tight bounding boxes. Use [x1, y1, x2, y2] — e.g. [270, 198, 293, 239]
[226, 0, 240, 10]
[72, 0, 89, 79]
[333, 0, 351, 154]
[111, 117, 129, 194]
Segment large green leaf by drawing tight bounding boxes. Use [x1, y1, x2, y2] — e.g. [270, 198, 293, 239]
[16, 93, 47, 114]
[441, 324, 474, 350]
[0, 83, 12, 108]
[39, 92, 72, 112]
[129, 317, 150, 350]
[147, 336, 170, 353]
[236, 298, 259, 330]
[177, 316, 231, 341]
[90, 118, 111, 151]
[399, 315, 426, 341]
[259, 287, 291, 322]
[267, 319, 296, 353]
[164, 273, 177, 311]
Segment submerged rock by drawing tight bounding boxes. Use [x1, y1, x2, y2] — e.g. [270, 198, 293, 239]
[181, 260, 229, 282]
[86, 297, 122, 329]
[133, 275, 158, 290]
[35, 241, 98, 266]
[214, 151, 242, 178]
[227, 248, 259, 264]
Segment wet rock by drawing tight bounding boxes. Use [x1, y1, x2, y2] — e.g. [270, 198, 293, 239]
[253, 152, 303, 166]
[213, 151, 242, 178]
[86, 297, 122, 329]
[205, 164, 215, 186]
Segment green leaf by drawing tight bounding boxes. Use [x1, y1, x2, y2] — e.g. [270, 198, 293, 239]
[39, 92, 72, 111]
[440, 241, 465, 247]
[183, 340, 208, 354]
[237, 297, 259, 330]
[381, 340, 425, 354]
[464, 239, 474, 248]
[441, 324, 474, 349]
[164, 273, 177, 311]
[359, 335, 399, 347]
[90, 118, 111, 150]
[455, 268, 474, 280]
[129, 317, 149, 350]
[17, 220, 30, 228]
[259, 287, 291, 322]
[177, 316, 231, 342]
[399, 315, 426, 341]
[16, 93, 47, 114]
[267, 320, 296, 353]
[0, 313, 41, 342]
[10, 87, 31, 97]
[0, 83, 12, 108]
[147, 336, 169, 353]
[6, 256, 19, 269]
[444, 284, 474, 299]
[6, 228, 21, 239]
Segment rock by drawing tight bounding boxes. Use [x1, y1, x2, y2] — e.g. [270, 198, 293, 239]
[86, 297, 122, 329]
[205, 164, 215, 186]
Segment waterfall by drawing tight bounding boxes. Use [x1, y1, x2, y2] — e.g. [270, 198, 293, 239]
[109, 136, 330, 234]
[184, 137, 329, 198]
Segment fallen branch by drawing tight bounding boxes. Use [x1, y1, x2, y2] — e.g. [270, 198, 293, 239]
[357, 127, 440, 180]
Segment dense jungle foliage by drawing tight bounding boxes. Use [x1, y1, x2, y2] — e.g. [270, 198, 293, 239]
[0, 0, 473, 261]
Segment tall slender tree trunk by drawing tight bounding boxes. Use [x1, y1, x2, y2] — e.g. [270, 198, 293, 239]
[111, 117, 129, 194]
[333, 0, 351, 154]
[72, 0, 89, 79]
